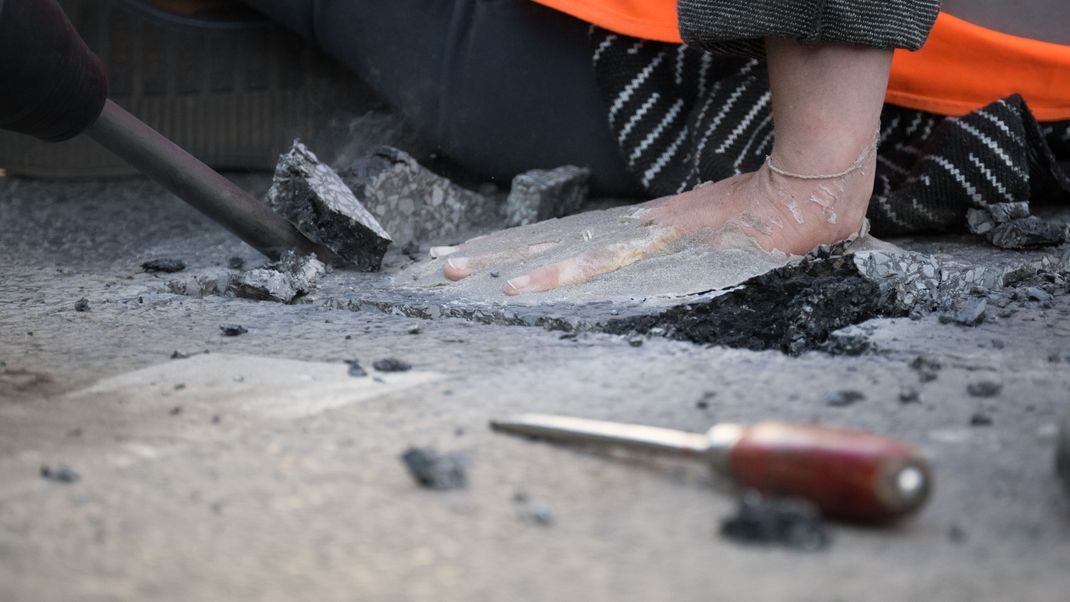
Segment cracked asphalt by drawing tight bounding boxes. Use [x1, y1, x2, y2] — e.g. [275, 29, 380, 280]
[1, 175, 1069, 601]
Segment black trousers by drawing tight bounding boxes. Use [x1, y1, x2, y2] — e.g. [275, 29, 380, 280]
[242, 0, 642, 196]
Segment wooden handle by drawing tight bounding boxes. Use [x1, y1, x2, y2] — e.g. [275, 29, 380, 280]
[728, 422, 932, 522]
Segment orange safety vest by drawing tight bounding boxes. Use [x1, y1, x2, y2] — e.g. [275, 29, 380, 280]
[532, 2, 1070, 121]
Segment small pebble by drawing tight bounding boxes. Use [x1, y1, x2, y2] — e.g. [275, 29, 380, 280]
[898, 387, 921, 404]
[141, 258, 186, 273]
[824, 390, 866, 407]
[966, 380, 1002, 398]
[374, 358, 412, 372]
[74, 297, 90, 312]
[40, 464, 80, 483]
[969, 412, 994, 427]
[345, 360, 367, 378]
[220, 324, 247, 337]
[400, 447, 468, 490]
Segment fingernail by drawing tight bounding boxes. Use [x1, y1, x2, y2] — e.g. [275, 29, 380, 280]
[505, 275, 530, 294]
[446, 257, 468, 271]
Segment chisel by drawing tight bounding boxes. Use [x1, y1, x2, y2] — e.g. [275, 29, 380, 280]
[491, 414, 932, 522]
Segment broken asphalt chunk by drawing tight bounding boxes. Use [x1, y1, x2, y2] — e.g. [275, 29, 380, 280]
[141, 258, 186, 273]
[720, 492, 829, 551]
[504, 165, 591, 227]
[400, 447, 468, 490]
[988, 216, 1066, 249]
[229, 250, 326, 303]
[339, 146, 499, 249]
[939, 297, 987, 326]
[267, 141, 391, 271]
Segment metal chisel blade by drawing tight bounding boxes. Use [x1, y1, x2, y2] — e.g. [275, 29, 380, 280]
[490, 414, 711, 457]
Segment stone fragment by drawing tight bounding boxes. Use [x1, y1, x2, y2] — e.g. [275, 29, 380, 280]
[1024, 287, 1053, 302]
[986, 202, 1031, 223]
[373, 358, 412, 373]
[229, 251, 326, 303]
[400, 447, 468, 490]
[966, 380, 1002, 398]
[344, 359, 367, 378]
[141, 258, 186, 273]
[220, 324, 247, 337]
[939, 297, 987, 326]
[966, 208, 995, 235]
[339, 146, 498, 249]
[988, 217, 1066, 249]
[40, 464, 80, 483]
[267, 141, 391, 271]
[823, 390, 866, 407]
[166, 268, 234, 298]
[504, 165, 591, 227]
[74, 297, 89, 312]
[899, 387, 921, 404]
[969, 412, 994, 426]
[720, 492, 829, 551]
[227, 256, 245, 270]
[910, 356, 941, 382]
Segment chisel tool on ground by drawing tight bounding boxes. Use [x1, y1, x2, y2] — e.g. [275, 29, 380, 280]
[491, 414, 932, 522]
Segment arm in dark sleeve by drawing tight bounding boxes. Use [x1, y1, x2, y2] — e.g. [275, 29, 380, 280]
[678, 0, 941, 52]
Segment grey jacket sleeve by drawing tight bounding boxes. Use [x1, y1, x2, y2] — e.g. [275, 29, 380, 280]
[678, 0, 941, 53]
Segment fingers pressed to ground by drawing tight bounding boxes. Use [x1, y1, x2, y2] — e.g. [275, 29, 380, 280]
[504, 234, 672, 296]
[442, 242, 560, 281]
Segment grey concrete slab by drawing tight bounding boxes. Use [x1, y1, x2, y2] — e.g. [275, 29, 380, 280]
[1, 176, 1069, 601]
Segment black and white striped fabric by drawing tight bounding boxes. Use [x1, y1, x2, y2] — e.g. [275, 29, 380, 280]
[590, 28, 1070, 234]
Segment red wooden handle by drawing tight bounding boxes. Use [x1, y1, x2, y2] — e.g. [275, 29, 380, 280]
[728, 422, 932, 522]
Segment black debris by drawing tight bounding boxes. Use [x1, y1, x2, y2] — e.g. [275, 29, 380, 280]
[345, 360, 367, 378]
[966, 380, 1002, 398]
[267, 141, 391, 271]
[504, 165, 591, 227]
[227, 256, 245, 270]
[40, 464, 80, 483]
[628, 337, 644, 348]
[170, 350, 190, 360]
[910, 356, 941, 383]
[400, 447, 468, 490]
[220, 324, 248, 337]
[899, 387, 921, 404]
[720, 492, 829, 551]
[407, 326, 421, 335]
[141, 258, 186, 273]
[74, 297, 90, 312]
[489, 271, 501, 279]
[824, 390, 866, 407]
[211, 415, 221, 424]
[969, 412, 994, 426]
[173, 383, 185, 391]
[938, 297, 987, 326]
[374, 358, 412, 373]
[603, 256, 904, 355]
